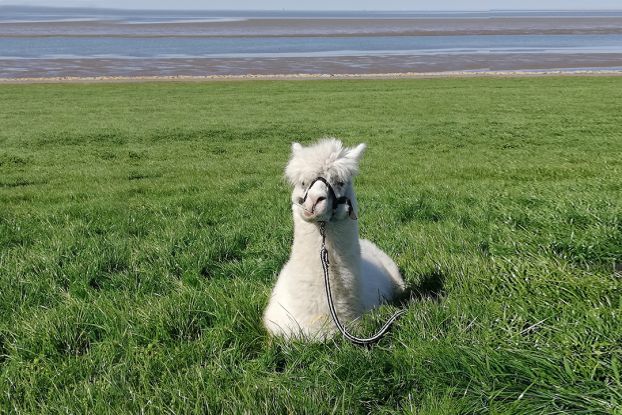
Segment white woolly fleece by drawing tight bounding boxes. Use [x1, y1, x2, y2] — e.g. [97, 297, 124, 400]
[285, 138, 366, 186]
[263, 138, 406, 341]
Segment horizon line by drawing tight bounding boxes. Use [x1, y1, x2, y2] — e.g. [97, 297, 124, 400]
[2, 4, 622, 12]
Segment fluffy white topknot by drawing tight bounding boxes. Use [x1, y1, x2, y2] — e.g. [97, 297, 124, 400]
[285, 138, 366, 185]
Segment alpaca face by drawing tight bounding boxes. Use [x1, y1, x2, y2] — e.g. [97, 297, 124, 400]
[285, 139, 366, 223]
[293, 178, 348, 222]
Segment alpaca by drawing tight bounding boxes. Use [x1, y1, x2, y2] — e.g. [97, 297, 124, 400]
[263, 138, 406, 340]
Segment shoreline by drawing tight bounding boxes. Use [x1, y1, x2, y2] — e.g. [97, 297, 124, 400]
[2, 69, 622, 84]
[3, 53, 622, 80]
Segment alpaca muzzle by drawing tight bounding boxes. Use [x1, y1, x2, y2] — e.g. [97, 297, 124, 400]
[309, 196, 327, 213]
[301, 177, 357, 220]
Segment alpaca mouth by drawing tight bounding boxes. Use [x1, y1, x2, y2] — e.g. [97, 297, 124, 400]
[294, 198, 330, 221]
[302, 200, 328, 219]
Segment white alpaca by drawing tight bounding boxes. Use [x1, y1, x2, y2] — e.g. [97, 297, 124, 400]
[263, 138, 405, 340]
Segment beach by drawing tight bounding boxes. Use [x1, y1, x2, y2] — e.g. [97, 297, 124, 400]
[2, 53, 622, 80]
[2, 70, 622, 84]
[1, 7, 622, 79]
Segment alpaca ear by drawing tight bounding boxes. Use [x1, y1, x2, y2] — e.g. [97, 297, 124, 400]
[347, 143, 367, 161]
[291, 142, 303, 154]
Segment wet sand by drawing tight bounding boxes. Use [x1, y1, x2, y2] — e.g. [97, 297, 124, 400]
[3, 10, 622, 80]
[2, 53, 622, 79]
[3, 17, 622, 37]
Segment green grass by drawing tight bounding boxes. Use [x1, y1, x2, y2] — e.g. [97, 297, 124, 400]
[1, 77, 621, 414]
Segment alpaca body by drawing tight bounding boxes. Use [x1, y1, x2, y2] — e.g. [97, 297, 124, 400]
[263, 139, 405, 340]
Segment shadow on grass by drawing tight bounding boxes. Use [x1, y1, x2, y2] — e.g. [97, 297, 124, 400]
[395, 267, 446, 308]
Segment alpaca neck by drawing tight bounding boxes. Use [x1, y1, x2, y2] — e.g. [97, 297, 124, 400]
[291, 215, 361, 283]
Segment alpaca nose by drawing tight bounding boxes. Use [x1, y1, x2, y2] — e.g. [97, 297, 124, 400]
[310, 196, 327, 212]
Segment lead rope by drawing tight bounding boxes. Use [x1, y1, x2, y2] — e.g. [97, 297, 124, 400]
[319, 221, 406, 346]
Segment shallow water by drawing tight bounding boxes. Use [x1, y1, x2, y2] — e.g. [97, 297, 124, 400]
[2, 6, 622, 78]
[3, 34, 622, 59]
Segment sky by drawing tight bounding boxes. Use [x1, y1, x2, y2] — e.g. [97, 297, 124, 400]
[1, 0, 621, 10]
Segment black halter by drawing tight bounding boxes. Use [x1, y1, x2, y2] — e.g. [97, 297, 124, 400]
[301, 177, 357, 220]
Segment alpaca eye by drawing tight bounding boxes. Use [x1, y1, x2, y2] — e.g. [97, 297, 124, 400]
[337, 181, 345, 187]
[301, 181, 306, 187]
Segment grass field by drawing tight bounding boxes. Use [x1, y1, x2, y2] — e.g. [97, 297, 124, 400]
[1, 77, 621, 414]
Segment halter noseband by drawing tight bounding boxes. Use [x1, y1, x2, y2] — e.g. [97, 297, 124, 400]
[301, 177, 357, 220]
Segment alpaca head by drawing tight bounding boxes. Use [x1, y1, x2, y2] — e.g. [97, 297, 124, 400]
[285, 138, 366, 223]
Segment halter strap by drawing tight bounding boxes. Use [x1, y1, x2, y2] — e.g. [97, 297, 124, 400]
[319, 222, 405, 345]
[301, 177, 356, 220]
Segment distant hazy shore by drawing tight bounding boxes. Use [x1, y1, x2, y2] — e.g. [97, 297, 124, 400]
[3, 17, 622, 37]
[2, 69, 622, 84]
